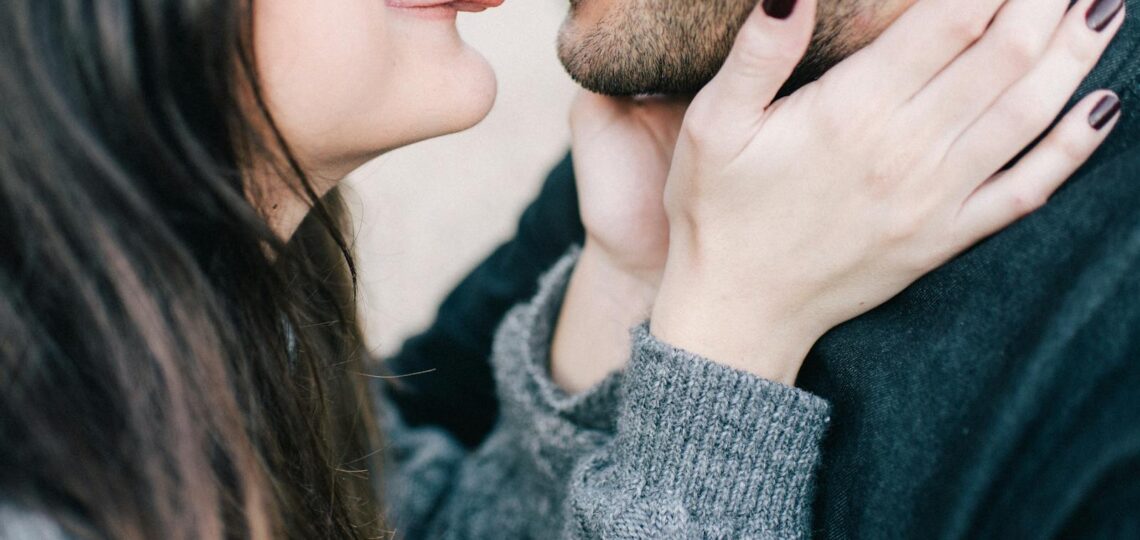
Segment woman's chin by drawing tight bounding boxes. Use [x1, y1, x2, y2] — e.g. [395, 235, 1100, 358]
[327, 69, 497, 175]
[450, 59, 498, 133]
[306, 46, 499, 176]
[393, 50, 498, 145]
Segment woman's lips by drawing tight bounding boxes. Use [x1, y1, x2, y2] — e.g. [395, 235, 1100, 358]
[388, 0, 504, 13]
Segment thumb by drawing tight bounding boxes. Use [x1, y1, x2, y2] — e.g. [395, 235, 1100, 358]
[701, 0, 816, 120]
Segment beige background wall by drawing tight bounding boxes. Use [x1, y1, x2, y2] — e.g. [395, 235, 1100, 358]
[346, 1, 579, 356]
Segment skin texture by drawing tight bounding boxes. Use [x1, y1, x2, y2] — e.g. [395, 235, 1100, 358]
[253, 0, 498, 238]
[551, 0, 916, 390]
[554, 0, 1123, 390]
[557, 0, 915, 95]
[552, 95, 687, 391]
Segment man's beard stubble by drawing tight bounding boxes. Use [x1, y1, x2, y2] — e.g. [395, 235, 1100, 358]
[557, 0, 867, 97]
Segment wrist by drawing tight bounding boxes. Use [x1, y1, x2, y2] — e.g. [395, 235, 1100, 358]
[649, 254, 825, 386]
[577, 241, 661, 306]
[550, 243, 660, 393]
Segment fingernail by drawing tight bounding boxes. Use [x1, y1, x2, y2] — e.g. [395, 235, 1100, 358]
[763, 0, 798, 19]
[1087, 0, 1124, 32]
[1089, 94, 1122, 130]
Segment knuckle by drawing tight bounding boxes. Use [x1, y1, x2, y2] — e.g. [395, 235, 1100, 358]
[734, 20, 767, 50]
[1054, 125, 1093, 163]
[862, 152, 915, 198]
[732, 26, 770, 66]
[731, 24, 804, 74]
[996, 32, 1045, 72]
[1007, 191, 1048, 216]
[946, 12, 989, 44]
[1062, 31, 1101, 66]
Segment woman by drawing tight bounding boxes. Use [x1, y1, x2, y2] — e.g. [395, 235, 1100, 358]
[0, 0, 1122, 538]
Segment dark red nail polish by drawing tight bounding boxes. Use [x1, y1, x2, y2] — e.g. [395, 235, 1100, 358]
[1087, 0, 1124, 32]
[1089, 94, 1122, 130]
[763, 0, 798, 19]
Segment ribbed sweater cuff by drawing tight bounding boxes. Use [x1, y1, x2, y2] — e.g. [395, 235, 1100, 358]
[489, 246, 624, 478]
[492, 245, 623, 428]
[617, 324, 832, 534]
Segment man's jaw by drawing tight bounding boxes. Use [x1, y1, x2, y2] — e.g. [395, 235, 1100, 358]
[555, 0, 889, 97]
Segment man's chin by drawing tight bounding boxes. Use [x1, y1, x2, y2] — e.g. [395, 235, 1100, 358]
[556, 23, 720, 96]
[555, 0, 869, 98]
[556, 0, 757, 96]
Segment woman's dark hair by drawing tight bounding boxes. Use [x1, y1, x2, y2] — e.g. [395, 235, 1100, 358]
[0, 0, 386, 537]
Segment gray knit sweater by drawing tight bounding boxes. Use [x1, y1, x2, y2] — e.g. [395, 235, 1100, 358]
[0, 251, 832, 539]
[382, 250, 833, 538]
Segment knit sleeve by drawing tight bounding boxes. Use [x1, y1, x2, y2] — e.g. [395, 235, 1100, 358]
[381, 248, 832, 539]
[0, 506, 71, 539]
[564, 326, 832, 539]
[381, 247, 623, 539]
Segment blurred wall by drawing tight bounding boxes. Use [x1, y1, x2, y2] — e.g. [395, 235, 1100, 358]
[345, 1, 578, 356]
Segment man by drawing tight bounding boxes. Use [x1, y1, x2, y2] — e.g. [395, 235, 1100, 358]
[386, 0, 1140, 536]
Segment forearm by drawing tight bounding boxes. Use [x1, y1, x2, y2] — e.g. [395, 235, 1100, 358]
[565, 326, 832, 539]
[384, 250, 831, 538]
[551, 243, 659, 394]
[649, 250, 827, 386]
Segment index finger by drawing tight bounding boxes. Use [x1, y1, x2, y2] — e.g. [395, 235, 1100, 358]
[695, 0, 818, 125]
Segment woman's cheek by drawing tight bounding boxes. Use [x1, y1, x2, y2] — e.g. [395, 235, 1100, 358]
[253, 0, 398, 172]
